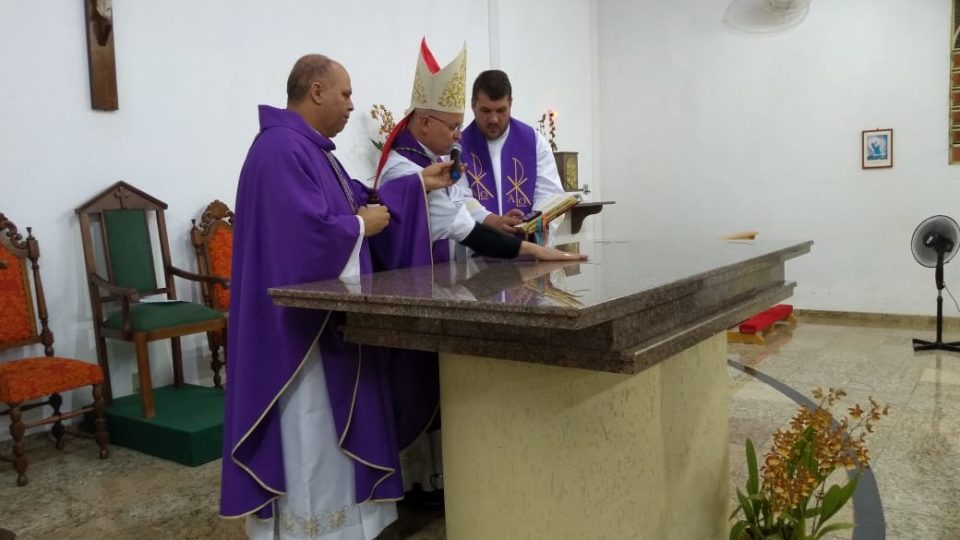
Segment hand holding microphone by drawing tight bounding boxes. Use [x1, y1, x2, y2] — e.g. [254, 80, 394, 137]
[448, 142, 463, 181]
[421, 161, 457, 192]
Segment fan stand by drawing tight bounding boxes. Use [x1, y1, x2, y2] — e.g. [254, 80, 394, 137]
[913, 250, 960, 352]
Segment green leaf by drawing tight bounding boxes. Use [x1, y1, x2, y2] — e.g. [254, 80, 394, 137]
[728, 493, 760, 520]
[729, 521, 748, 540]
[746, 438, 760, 496]
[817, 475, 860, 530]
[761, 498, 774, 529]
[729, 494, 763, 520]
[736, 488, 763, 538]
[736, 488, 758, 523]
[813, 522, 855, 539]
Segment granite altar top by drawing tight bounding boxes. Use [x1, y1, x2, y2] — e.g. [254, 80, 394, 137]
[269, 237, 812, 329]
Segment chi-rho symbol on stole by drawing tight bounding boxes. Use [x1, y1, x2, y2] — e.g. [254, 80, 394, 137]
[468, 153, 495, 202]
[506, 158, 532, 208]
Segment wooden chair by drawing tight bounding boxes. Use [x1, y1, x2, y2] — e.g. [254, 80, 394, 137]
[190, 200, 233, 313]
[75, 181, 228, 418]
[190, 200, 233, 386]
[0, 213, 109, 486]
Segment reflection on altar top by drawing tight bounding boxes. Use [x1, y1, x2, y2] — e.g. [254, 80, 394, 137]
[430, 255, 586, 309]
[289, 237, 811, 319]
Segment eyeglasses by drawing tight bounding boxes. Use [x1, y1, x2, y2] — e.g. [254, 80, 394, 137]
[427, 115, 462, 134]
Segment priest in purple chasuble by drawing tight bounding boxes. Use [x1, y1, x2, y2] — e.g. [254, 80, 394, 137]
[459, 69, 567, 244]
[219, 55, 457, 540]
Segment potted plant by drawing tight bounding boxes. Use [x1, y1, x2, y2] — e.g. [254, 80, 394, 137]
[537, 110, 579, 192]
[729, 387, 889, 540]
[369, 103, 396, 151]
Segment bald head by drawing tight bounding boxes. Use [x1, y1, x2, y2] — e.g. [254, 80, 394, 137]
[285, 54, 354, 138]
[287, 54, 337, 104]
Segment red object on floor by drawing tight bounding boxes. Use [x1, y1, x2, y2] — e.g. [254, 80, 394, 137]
[739, 304, 793, 334]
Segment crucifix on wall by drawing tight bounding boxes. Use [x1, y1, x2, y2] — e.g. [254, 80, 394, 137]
[84, 0, 118, 110]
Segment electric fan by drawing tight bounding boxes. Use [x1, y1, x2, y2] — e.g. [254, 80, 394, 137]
[911, 215, 960, 352]
[724, 0, 812, 34]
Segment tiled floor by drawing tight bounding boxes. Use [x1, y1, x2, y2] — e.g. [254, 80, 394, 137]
[1, 318, 958, 539]
[728, 317, 960, 540]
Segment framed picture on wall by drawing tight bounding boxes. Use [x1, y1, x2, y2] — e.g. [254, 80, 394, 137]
[862, 128, 893, 169]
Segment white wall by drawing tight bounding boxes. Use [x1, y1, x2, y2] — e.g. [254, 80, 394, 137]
[495, 0, 599, 200]
[598, 0, 959, 314]
[493, 0, 602, 242]
[0, 0, 595, 437]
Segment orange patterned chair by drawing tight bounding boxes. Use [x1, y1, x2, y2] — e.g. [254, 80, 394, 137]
[190, 201, 233, 313]
[0, 213, 109, 486]
[190, 200, 233, 386]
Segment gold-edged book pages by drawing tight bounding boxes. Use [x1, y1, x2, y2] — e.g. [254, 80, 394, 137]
[514, 193, 581, 234]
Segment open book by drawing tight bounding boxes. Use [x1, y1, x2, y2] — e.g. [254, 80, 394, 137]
[514, 193, 581, 234]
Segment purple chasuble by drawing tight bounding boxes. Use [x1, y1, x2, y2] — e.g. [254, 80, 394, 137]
[382, 128, 451, 264]
[366, 126, 443, 461]
[220, 106, 436, 519]
[460, 118, 538, 216]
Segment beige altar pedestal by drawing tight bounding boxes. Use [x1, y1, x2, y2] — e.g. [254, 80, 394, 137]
[440, 333, 729, 539]
[270, 237, 812, 539]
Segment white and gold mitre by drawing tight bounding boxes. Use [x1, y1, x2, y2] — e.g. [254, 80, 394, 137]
[408, 38, 467, 114]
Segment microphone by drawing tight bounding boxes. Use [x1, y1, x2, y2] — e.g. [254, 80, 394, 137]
[449, 143, 462, 181]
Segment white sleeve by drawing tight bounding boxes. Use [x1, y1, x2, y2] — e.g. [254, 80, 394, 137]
[534, 132, 568, 241]
[427, 190, 476, 243]
[450, 180, 492, 223]
[338, 215, 365, 282]
[533, 132, 567, 210]
[383, 151, 477, 243]
[380, 152, 422, 185]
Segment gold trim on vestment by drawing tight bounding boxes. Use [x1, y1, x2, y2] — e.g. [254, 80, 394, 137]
[437, 52, 467, 110]
[411, 70, 427, 107]
[468, 153, 494, 201]
[337, 345, 400, 504]
[219, 313, 331, 518]
[506, 157, 531, 208]
[335, 175, 436, 502]
[422, 176, 435, 268]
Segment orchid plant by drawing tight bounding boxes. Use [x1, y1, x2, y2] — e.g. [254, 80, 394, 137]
[730, 387, 889, 540]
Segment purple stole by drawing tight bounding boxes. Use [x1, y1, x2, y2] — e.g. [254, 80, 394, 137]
[389, 129, 452, 263]
[460, 118, 538, 215]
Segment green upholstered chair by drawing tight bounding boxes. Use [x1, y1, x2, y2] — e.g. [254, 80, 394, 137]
[75, 181, 228, 418]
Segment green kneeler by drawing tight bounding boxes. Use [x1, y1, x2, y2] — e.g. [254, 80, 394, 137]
[86, 384, 224, 466]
